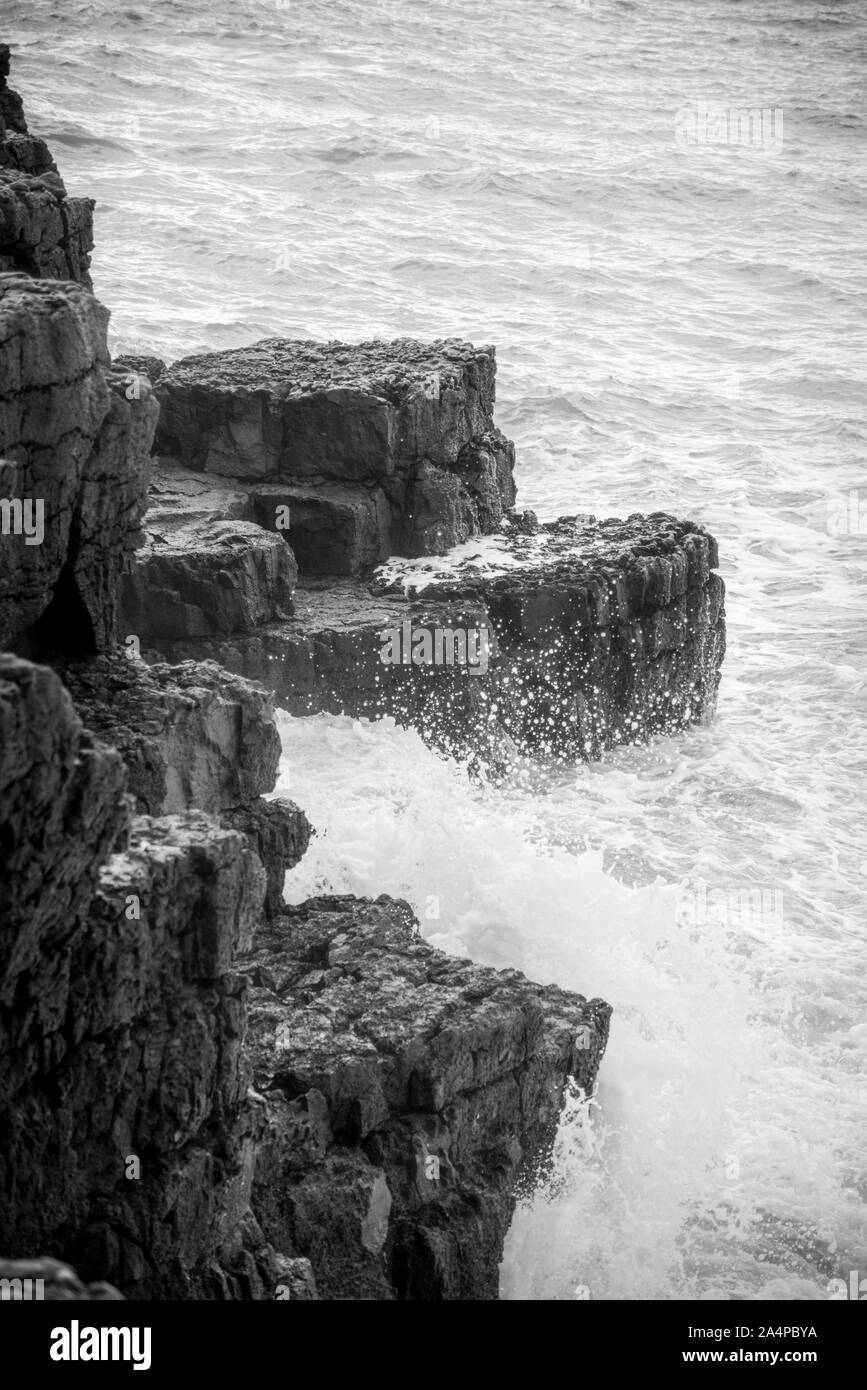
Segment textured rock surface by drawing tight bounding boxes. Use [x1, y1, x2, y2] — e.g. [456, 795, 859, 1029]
[0, 275, 158, 653]
[155, 338, 497, 479]
[221, 796, 312, 918]
[1, 654, 610, 1301]
[0, 48, 94, 286]
[146, 513, 725, 765]
[0, 799, 281, 1298]
[244, 895, 611, 1299]
[121, 519, 297, 644]
[0, 654, 128, 966]
[152, 338, 516, 566]
[112, 352, 167, 385]
[59, 653, 282, 816]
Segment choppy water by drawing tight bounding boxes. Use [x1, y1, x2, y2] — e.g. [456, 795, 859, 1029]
[9, 0, 866, 1300]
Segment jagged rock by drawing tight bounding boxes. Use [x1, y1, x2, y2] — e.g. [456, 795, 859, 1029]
[59, 653, 282, 815]
[221, 797, 312, 918]
[71, 369, 159, 648]
[150, 338, 516, 566]
[0, 170, 94, 285]
[0, 805, 271, 1298]
[142, 513, 725, 765]
[0, 1257, 124, 1301]
[0, 276, 158, 654]
[244, 894, 611, 1299]
[454, 427, 517, 531]
[120, 520, 297, 644]
[0, 655, 609, 1301]
[0, 132, 58, 177]
[155, 338, 497, 479]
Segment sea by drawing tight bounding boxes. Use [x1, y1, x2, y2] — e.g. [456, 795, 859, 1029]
[8, 0, 866, 1300]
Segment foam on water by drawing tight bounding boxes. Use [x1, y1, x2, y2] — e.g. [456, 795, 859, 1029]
[273, 712, 866, 1299]
[10, 0, 866, 1298]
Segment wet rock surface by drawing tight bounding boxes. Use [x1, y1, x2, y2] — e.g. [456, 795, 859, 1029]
[145, 511, 724, 765]
[127, 336, 724, 765]
[244, 895, 611, 1299]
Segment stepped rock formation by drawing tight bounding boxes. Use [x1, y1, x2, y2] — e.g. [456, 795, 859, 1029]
[125, 340, 725, 764]
[0, 49, 614, 1300]
[153, 337, 516, 565]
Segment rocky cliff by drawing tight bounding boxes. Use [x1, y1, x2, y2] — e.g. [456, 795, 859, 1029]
[0, 45, 94, 286]
[122, 339, 725, 768]
[0, 47, 614, 1300]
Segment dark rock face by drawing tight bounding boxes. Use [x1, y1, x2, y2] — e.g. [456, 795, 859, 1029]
[251, 481, 392, 577]
[0, 655, 608, 1300]
[125, 336, 724, 767]
[152, 338, 517, 566]
[0, 276, 158, 654]
[59, 654, 282, 816]
[0, 654, 128, 952]
[0, 656, 277, 1297]
[121, 520, 297, 644]
[0, 57, 627, 1296]
[0, 48, 94, 286]
[144, 513, 725, 765]
[221, 797, 312, 918]
[244, 896, 611, 1300]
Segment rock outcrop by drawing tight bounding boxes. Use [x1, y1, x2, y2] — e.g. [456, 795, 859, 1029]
[128, 509, 724, 766]
[0, 654, 607, 1299]
[0, 78, 611, 1293]
[122, 520, 297, 643]
[124, 337, 724, 766]
[152, 337, 517, 566]
[245, 895, 610, 1299]
[59, 654, 283, 816]
[0, 46, 94, 286]
[1, 47, 729, 1301]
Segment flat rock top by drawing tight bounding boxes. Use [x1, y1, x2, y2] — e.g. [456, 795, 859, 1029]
[372, 512, 720, 598]
[245, 894, 606, 1078]
[158, 337, 495, 400]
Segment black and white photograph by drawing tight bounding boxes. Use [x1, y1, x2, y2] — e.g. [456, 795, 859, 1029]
[0, 0, 864, 1355]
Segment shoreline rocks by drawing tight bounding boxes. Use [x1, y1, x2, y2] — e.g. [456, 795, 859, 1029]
[245, 894, 611, 1299]
[152, 337, 516, 563]
[0, 43, 735, 1300]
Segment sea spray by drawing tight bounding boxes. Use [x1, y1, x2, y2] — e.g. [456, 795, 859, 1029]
[274, 712, 867, 1300]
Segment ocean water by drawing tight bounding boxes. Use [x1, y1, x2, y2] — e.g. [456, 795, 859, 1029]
[8, 0, 866, 1300]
